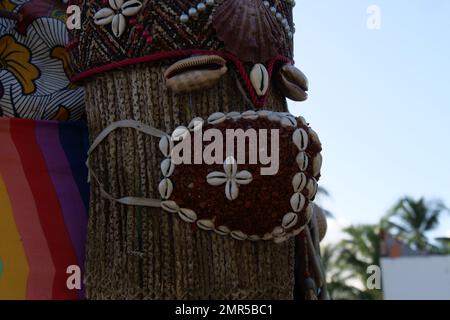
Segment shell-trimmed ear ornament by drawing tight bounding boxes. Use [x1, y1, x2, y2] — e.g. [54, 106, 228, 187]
[275, 64, 309, 102]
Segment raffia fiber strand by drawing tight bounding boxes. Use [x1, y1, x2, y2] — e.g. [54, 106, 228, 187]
[84, 63, 294, 299]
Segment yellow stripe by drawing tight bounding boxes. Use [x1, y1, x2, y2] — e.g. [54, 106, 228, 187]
[0, 174, 29, 299]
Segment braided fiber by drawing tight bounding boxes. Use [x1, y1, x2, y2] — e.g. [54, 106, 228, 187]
[84, 63, 295, 299]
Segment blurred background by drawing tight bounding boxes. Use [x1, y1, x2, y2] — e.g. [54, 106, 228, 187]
[291, 0, 450, 299]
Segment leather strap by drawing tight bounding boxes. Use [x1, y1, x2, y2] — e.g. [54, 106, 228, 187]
[87, 119, 167, 208]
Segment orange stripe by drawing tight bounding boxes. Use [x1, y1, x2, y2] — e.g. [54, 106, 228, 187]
[0, 174, 29, 299]
[0, 119, 54, 299]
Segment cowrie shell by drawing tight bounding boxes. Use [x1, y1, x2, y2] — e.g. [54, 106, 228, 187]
[292, 172, 307, 192]
[274, 235, 288, 244]
[171, 126, 190, 142]
[267, 113, 281, 123]
[215, 225, 231, 236]
[188, 117, 204, 132]
[121, 0, 142, 16]
[281, 116, 297, 128]
[248, 235, 261, 241]
[225, 180, 239, 201]
[250, 64, 269, 96]
[263, 233, 273, 240]
[296, 152, 309, 171]
[159, 135, 173, 157]
[227, 111, 241, 120]
[305, 203, 314, 222]
[223, 156, 237, 177]
[197, 219, 215, 231]
[109, 0, 123, 10]
[207, 112, 226, 124]
[305, 178, 318, 200]
[206, 171, 227, 186]
[158, 178, 173, 199]
[290, 193, 306, 213]
[282, 212, 299, 229]
[293, 128, 309, 151]
[257, 110, 272, 118]
[179, 208, 197, 223]
[231, 230, 248, 241]
[94, 8, 114, 25]
[312, 153, 323, 177]
[235, 170, 253, 185]
[242, 110, 259, 120]
[272, 226, 285, 237]
[161, 159, 175, 177]
[111, 13, 127, 37]
[161, 200, 179, 213]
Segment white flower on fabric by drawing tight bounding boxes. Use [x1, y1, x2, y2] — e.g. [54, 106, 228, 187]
[94, 0, 142, 37]
[206, 156, 253, 201]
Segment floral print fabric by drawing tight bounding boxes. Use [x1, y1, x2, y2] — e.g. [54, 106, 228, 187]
[0, 0, 84, 120]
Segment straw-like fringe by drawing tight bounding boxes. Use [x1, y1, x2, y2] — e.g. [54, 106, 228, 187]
[84, 63, 294, 299]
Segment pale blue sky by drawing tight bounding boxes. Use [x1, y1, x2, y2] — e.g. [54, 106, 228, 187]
[290, 0, 450, 242]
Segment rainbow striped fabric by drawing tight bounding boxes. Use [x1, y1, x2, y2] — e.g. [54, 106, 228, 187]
[0, 117, 89, 300]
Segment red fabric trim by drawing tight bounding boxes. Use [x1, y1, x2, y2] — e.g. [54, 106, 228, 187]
[71, 50, 292, 108]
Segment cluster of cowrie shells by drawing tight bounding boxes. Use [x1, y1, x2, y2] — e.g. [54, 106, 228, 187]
[205, 109, 301, 128]
[94, 0, 142, 37]
[206, 156, 253, 201]
[286, 126, 322, 238]
[158, 110, 321, 244]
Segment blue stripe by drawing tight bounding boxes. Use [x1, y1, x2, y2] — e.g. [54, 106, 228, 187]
[58, 121, 90, 216]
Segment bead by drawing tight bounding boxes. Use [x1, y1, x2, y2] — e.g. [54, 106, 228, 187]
[188, 8, 198, 18]
[276, 13, 283, 21]
[263, 1, 270, 8]
[197, 2, 206, 11]
[206, 0, 215, 6]
[270, 6, 276, 14]
[282, 18, 288, 27]
[180, 13, 189, 23]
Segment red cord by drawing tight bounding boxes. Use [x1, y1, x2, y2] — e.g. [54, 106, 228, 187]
[70, 49, 293, 108]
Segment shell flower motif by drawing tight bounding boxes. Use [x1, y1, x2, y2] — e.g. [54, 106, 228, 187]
[94, 0, 142, 38]
[206, 156, 253, 201]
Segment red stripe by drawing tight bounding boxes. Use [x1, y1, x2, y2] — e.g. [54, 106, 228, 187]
[0, 118, 54, 299]
[10, 119, 79, 300]
[71, 49, 292, 108]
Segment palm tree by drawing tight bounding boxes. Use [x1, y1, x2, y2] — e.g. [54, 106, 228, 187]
[434, 237, 450, 255]
[321, 244, 364, 300]
[321, 225, 383, 300]
[385, 197, 448, 251]
[337, 224, 383, 300]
